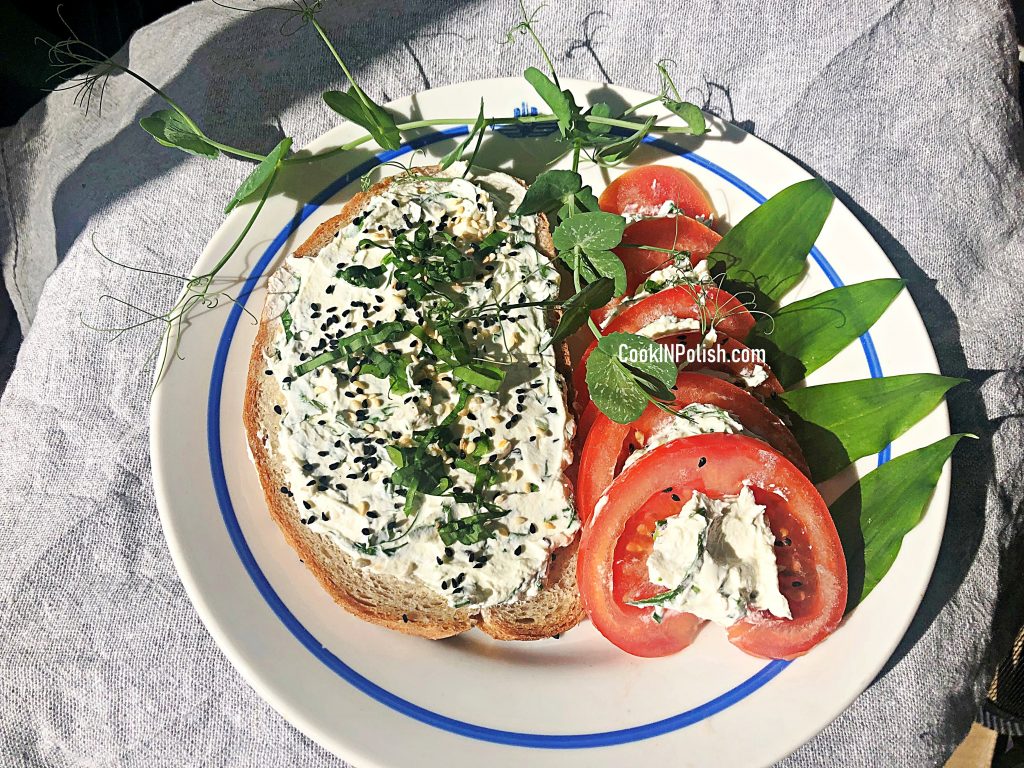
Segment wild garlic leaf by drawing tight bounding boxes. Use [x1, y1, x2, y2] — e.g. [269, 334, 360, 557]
[549, 276, 615, 346]
[751, 278, 904, 386]
[516, 170, 582, 215]
[523, 67, 577, 136]
[441, 99, 487, 170]
[225, 137, 291, 214]
[552, 211, 626, 254]
[662, 100, 707, 134]
[139, 109, 219, 158]
[833, 434, 970, 610]
[711, 178, 835, 305]
[776, 374, 965, 482]
[323, 89, 401, 150]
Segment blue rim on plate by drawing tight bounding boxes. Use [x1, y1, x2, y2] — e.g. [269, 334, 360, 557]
[206, 126, 887, 749]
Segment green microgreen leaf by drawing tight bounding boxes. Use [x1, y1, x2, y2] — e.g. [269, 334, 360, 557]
[323, 89, 401, 150]
[711, 178, 835, 304]
[441, 99, 487, 170]
[586, 333, 677, 423]
[280, 308, 293, 342]
[139, 109, 220, 158]
[225, 137, 292, 214]
[662, 100, 706, 134]
[552, 211, 626, 254]
[776, 374, 966, 482]
[452, 360, 505, 392]
[437, 510, 507, 546]
[523, 66, 577, 137]
[549, 276, 615, 346]
[516, 170, 583, 216]
[337, 264, 387, 288]
[594, 116, 655, 167]
[751, 278, 904, 386]
[833, 434, 971, 610]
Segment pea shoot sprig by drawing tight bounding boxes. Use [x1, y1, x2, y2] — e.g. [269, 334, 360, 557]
[52, 0, 718, 411]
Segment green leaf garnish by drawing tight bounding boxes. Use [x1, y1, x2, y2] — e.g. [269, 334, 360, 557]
[586, 333, 677, 423]
[280, 308, 293, 342]
[337, 264, 387, 288]
[776, 374, 965, 482]
[225, 137, 292, 214]
[711, 178, 835, 304]
[662, 100, 706, 134]
[594, 116, 655, 166]
[437, 510, 507, 546]
[139, 109, 219, 158]
[752, 278, 904, 386]
[323, 89, 401, 150]
[833, 434, 971, 610]
[549, 276, 615, 346]
[523, 66, 577, 137]
[516, 170, 583, 216]
[552, 211, 626, 253]
[441, 99, 487, 170]
[452, 361, 505, 392]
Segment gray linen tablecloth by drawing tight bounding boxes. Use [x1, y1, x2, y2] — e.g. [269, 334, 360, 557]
[2, 1, 1023, 765]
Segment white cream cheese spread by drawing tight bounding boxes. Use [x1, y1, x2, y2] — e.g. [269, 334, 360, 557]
[262, 163, 576, 609]
[645, 486, 791, 625]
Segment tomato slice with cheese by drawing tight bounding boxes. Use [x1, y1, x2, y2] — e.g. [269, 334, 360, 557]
[577, 372, 808, 524]
[615, 216, 721, 296]
[599, 165, 714, 220]
[574, 333, 783, 444]
[573, 286, 756, 416]
[667, 332, 784, 399]
[576, 434, 847, 659]
[591, 216, 722, 327]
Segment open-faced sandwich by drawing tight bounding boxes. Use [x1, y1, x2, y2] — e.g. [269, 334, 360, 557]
[244, 163, 583, 640]
[245, 161, 871, 662]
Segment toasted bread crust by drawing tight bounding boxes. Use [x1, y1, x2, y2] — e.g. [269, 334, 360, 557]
[244, 167, 583, 640]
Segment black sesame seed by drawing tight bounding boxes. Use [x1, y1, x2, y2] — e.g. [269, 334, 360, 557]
[514, 545, 524, 556]
[273, 405, 283, 415]
[302, 500, 312, 510]
[698, 456, 707, 467]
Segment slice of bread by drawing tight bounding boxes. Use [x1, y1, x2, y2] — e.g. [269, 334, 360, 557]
[243, 166, 584, 640]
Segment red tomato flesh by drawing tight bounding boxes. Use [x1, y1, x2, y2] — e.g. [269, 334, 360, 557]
[616, 217, 721, 296]
[599, 165, 714, 221]
[577, 434, 847, 660]
[577, 372, 808, 524]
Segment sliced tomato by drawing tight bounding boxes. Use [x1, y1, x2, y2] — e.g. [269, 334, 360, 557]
[574, 333, 783, 445]
[577, 372, 808, 523]
[672, 332, 783, 399]
[599, 165, 714, 220]
[577, 434, 847, 659]
[591, 216, 722, 327]
[573, 285, 755, 415]
[616, 217, 721, 296]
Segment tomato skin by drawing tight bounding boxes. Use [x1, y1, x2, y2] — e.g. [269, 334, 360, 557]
[616, 217, 721, 296]
[599, 165, 714, 220]
[667, 332, 784, 400]
[577, 372, 808, 524]
[573, 286, 756, 416]
[577, 434, 846, 660]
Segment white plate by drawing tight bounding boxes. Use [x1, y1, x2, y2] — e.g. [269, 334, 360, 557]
[151, 78, 951, 768]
